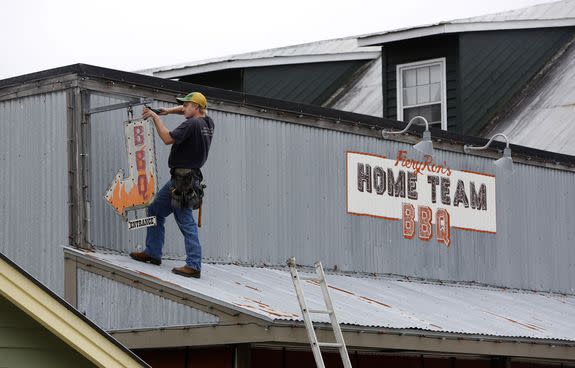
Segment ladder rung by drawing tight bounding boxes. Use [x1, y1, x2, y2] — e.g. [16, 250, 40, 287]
[300, 276, 321, 282]
[308, 309, 331, 314]
[317, 342, 343, 348]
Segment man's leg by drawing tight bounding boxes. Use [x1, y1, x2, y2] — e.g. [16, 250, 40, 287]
[144, 180, 174, 260]
[173, 207, 201, 271]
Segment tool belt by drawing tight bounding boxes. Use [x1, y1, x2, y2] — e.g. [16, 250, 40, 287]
[170, 168, 206, 210]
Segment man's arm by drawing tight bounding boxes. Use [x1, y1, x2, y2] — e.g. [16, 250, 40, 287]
[142, 107, 175, 145]
[157, 106, 185, 115]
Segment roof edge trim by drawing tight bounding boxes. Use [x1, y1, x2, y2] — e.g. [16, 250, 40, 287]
[110, 322, 575, 360]
[358, 19, 575, 46]
[152, 52, 381, 78]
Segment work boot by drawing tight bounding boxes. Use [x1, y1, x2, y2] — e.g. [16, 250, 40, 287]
[129, 251, 161, 265]
[172, 265, 201, 278]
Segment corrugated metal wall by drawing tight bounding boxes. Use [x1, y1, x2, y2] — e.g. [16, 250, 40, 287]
[0, 92, 69, 295]
[77, 269, 219, 330]
[88, 99, 575, 294]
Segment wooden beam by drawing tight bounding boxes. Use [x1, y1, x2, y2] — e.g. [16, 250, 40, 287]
[235, 343, 251, 368]
[64, 255, 78, 307]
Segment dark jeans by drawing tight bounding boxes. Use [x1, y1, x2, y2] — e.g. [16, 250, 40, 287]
[144, 180, 201, 270]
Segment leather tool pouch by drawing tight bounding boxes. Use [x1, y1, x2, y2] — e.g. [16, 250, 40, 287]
[170, 168, 205, 210]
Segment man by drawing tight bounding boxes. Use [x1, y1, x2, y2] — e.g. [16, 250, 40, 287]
[129, 92, 215, 278]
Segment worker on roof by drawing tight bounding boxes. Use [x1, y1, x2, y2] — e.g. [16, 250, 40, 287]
[130, 92, 215, 279]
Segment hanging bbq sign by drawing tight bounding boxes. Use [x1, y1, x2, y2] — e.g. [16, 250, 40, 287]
[104, 118, 158, 230]
[346, 151, 496, 247]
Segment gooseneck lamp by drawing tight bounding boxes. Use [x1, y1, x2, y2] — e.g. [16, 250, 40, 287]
[382, 116, 433, 156]
[464, 133, 514, 172]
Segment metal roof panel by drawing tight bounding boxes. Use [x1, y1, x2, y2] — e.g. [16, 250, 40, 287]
[359, 0, 575, 46]
[139, 37, 380, 77]
[453, 0, 575, 23]
[327, 57, 383, 117]
[71, 248, 575, 342]
[485, 36, 575, 155]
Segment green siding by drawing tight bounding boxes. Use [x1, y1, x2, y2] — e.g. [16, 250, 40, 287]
[383, 35, 459, 129]
[459, 28, 574, 135]
[0, 295, 96, 367]
[243, 61, 366, 105]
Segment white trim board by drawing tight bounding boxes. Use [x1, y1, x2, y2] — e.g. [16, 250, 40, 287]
[152, 52, 381, 79]
[359, 19, 575, 46]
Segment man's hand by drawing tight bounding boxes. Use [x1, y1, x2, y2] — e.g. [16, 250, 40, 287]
[142, 107, 174, 145]
[142, 106, 170, 119]
[142, 106, 157, 120]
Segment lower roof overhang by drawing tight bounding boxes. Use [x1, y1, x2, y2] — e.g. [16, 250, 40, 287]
[64, 247, 575, 363]
[109, 322, 575, 362]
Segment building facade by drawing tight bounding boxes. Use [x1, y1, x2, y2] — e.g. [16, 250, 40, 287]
[1, 64, 575, 367]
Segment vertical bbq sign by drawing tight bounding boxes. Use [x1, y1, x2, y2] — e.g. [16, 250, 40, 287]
[347, 151, 496, 246]
[104, 119, 158, 230]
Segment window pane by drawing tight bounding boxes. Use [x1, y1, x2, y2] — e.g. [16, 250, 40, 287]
[416, 85, 430, 104]
[430, 64, 441, 83]
[403, 87, 417, 106]
[398, 61, 444, 128]
[430, 83, 441, 102]
[403, 107, 428, 124]
[430, 104, 441, 123]
[416, 67, 430, 85]
[403, 104, 442, 125]
[404, 69, 416, 87]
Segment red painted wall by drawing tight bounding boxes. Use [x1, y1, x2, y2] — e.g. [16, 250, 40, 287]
[134, 347, 567, 368]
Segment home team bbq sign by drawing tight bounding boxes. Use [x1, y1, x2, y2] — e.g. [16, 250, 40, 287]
[347, 151, 496, 246]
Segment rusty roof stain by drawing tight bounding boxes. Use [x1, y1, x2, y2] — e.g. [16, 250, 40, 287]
[235, 297, 299, 318]
[483, 311, 546, 333]
[358, 295, 392, 308]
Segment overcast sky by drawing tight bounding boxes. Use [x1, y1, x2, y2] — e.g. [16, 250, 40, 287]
[0, 0, 556, 79]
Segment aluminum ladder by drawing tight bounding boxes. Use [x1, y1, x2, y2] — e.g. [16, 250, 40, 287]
[287, 257, 352, 368]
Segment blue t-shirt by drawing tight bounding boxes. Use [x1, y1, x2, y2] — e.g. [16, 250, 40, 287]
[168, 116, 215, 169]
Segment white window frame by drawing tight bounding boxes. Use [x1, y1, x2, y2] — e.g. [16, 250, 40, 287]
[396, 57, 447, 130]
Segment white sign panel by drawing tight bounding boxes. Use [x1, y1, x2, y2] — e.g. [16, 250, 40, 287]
[104, 119, 158, 220]
[347, 151, 496, 245]
[128, 216, 158, 230]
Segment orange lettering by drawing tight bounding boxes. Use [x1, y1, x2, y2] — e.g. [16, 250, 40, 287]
[395, 150, 408, 166]
[136, 149, 147, 199]
[134, 126, 144, 146]
[436, 208, 451, 247]
[136, 150, 146, 171]
[402, 203, 415, 239]
[418, 206, 432, 241]
[137, 174, 148, 199]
